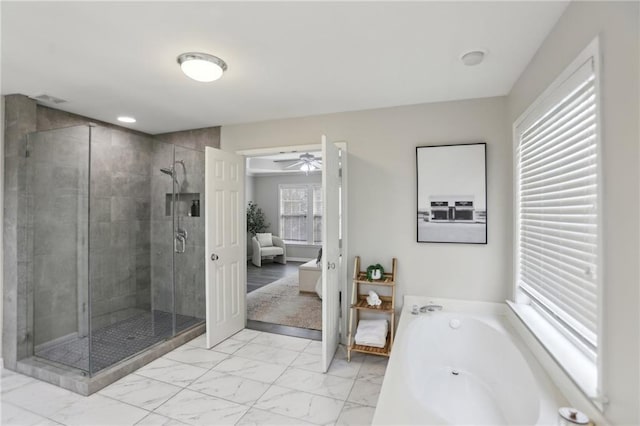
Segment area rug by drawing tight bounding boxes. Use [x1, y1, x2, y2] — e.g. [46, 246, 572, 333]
[247, 274, 322, 331]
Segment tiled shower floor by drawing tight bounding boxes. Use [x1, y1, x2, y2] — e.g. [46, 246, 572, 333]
[35, 310, 203, 374]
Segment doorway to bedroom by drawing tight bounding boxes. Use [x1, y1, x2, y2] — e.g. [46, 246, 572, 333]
[244, 149, 324, 340]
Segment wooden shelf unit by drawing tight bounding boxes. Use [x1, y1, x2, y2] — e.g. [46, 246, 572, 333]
[347, 256, 397, 361]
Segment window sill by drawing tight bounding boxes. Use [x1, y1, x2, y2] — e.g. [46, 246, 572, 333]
[283, 241, 321, 248]
[507, 301, 599, 402]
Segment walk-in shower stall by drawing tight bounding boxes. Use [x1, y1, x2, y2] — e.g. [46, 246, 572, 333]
[25, 124, 205, 377]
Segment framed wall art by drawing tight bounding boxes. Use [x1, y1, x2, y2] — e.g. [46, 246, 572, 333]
[416, 143, 487, 244]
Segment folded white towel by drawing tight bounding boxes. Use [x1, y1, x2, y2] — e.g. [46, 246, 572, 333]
[355, 335, 386, 348]
[366, 290, 382, 307]
[357, 319, 388, 331]
[355, 320, 388, 348]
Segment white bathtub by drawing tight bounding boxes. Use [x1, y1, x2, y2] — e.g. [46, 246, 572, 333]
[373, 297, 567, 425]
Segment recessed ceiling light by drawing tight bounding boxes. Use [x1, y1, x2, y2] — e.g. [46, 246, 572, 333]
[460, 50, 487, 66]
[117, 116, 136, 123]
[177, 52, 228, 82]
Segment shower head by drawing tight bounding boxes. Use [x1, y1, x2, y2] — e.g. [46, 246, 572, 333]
[160, 167, 174, 177]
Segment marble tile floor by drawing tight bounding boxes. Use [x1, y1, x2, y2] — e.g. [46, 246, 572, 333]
[1, 329, 386, 426]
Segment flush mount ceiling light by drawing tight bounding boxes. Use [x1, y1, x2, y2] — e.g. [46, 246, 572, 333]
[117, 116, 136, 123]
[460, 50, 487, 66]
[177, 52, 228, 82]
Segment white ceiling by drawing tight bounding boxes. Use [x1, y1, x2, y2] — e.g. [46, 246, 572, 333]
[1, 1, 568, 134]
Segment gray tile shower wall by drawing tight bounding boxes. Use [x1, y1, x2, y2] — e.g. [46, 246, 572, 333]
[150, 141, 174, 315]
[174, 146, 206, 320]
[152, 125, 216, 319]
[3, 94, 37, 369]
[3, 98, 219, 372]
[150, 141, 207, 321]
[154, 127, 220, 152]
[89, 128, 154, 331]
[27, 126, 90, 347]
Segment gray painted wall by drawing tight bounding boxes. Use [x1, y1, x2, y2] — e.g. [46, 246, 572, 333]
[253, 172, 322, 260]
[222, 96, 512, 305]
[245, 174, 255, 204]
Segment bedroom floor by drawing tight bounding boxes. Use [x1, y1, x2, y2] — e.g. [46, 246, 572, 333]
[1, 329, 386, 425]
[246, 260, 302, 293]
[246, 260, 321, 340]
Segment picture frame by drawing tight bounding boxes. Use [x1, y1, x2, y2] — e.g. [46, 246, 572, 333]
[416, 143, 487, 244]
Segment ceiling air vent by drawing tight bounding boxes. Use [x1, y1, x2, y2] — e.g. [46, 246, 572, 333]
[33, 94, 67, 104]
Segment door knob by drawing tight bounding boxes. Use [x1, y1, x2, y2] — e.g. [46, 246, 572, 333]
[211, 253, 219, 261]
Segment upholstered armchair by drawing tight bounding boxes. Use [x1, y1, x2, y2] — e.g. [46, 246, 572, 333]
[251, 233, 287, 267]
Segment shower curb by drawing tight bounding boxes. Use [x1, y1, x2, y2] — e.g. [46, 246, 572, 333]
[14, 323, 205, 396]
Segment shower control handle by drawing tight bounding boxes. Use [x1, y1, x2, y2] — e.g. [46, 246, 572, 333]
[176, 228, 188, 241]
[211, 253, 219, 261]
[175, 234, 186, 253]
[174, 228, 188, 254]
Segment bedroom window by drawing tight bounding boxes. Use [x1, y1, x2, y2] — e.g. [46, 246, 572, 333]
[513, 39, 602, 399]
[279, 184, 322, 245]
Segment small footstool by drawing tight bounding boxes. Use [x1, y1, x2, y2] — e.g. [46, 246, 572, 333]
[298, 260, 322, 293]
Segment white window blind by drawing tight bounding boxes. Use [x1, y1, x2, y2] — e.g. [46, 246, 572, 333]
[279, 184, 322, 244]
[313, 185, 323, 244]
[516, 58, 600, 356]
[279, 186, 308, 242]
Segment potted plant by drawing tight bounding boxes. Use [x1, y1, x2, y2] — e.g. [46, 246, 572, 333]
[366, 264, 385, 281]
[247, 201, 270, 236]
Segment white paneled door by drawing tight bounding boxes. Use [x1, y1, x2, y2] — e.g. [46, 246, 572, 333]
[205, 147, 246, 348]
[322, 136, 341, 372]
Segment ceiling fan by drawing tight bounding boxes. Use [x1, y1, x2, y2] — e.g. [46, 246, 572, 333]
[275, 153, 323, 174]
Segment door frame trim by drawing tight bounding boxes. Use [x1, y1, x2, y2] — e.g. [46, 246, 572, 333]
[235, 142, 348, 343]
[335, 141, 348, 346]
[237, 144, 320, 329]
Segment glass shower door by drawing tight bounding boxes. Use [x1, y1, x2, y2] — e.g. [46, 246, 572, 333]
[150, 140, 177, 337]
[151, 142, 205, 336]
[27, 125, 90, 374]
[173, 145, 206, 334]
[28, 126, 206, 376]
[88, 127, 158, 374]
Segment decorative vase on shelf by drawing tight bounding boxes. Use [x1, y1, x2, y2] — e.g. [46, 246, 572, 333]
[366, 264, 385, 281]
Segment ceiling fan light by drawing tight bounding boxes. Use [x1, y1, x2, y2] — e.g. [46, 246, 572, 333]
[300, 163, 314, 172]
[177, 52, 227, 82]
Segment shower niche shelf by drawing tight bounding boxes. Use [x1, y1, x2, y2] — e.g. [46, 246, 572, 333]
[165, 193, 201, 217]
